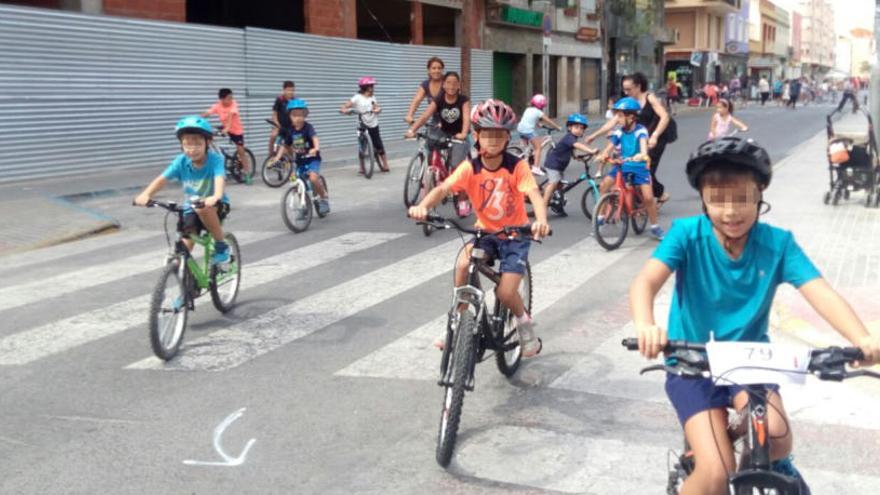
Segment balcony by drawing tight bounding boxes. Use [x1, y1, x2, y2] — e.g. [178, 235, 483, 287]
[665, 0, 739, 16]
[654, 25, 676, 45]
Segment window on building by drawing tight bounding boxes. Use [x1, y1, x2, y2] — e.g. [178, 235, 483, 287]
[186, 0, 304, 31]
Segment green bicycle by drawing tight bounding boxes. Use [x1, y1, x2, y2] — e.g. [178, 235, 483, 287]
[137, 199, 241, 360]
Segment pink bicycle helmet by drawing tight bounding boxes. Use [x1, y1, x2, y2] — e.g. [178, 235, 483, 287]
[471, 99, 517, 131]
[358, 76, 376, 87]
[530, 94, 547, 110]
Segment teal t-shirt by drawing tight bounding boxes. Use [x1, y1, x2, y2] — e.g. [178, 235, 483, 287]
[162, 151, 230, 210]
[652, 215, 820, 344]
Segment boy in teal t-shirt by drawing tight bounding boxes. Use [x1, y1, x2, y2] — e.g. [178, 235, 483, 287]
[629, 137, 880, 495]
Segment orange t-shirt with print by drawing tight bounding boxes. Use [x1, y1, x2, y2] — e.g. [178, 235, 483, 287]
[444, 153, 537, 232]
[206, 100, 244, 135]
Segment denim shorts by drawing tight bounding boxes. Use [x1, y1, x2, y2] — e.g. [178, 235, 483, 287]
[470, 236, 530, 275]
[519, 132, 535, 141]
[296, 158, 321, 176]
[665, 373, 781, 426]
[608, 164, 651, 186]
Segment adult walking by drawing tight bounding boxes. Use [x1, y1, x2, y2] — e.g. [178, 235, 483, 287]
[758, 76, 770, 106]
[836, 78, 859, 113]
[405, 56, 445, 124]
[788, 78, 801, 109]
[588, 72, 672, 203]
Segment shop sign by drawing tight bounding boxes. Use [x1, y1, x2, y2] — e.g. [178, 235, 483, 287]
[690, 52, 703, 67]
[575, 27, 600, 42]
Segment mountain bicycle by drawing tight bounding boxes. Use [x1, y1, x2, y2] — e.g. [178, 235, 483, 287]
[135, 199, 241, 360]
[404, 128, 466, 236]
[211, 128, 255, 184]
[417, 214, 550, 468]
[621, 338, 879, 494]
[280, 154, 329, 233]
[592, 155, 649, 250]
[261, 119, 294, 188]
[528, 151, 602, 219]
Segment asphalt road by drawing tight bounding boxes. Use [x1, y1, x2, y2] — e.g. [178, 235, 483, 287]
[1, 103, 877, 494]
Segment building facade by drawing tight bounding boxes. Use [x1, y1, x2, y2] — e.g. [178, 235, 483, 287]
[663, 0, 742, 97]
[747, 0, 790, 82]
[849, 27, 875, 78]
[797, 0, 834, 79]
[605, 0, 673, 96]
[484, 0, 603, 117]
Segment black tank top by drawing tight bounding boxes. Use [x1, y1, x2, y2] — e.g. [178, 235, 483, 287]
[637, 93, 660, 134]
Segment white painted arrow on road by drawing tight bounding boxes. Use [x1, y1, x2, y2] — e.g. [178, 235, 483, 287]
[183, 407, 256, 467]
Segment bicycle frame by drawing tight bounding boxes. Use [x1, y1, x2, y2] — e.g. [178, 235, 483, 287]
[162, 207, 217, 306]
[605, 166, 645, 219]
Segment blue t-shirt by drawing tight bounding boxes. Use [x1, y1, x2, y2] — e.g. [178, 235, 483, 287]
[287, 122, 320, 163]
[162, 151, 230, 209]
[652, 215, 821, 344]
[543, 132, 578, 171]
[609, 124, 649, 170]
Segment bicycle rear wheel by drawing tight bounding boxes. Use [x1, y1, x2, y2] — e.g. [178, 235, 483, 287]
[281, 181, 312, 233]
[436, 311, 476, 468]
[580, 182, 600, 220]
[358, 133, 375, 179]
[210, 233, 241, 313]
[261, 156, 292, 187]
[495, 261, 531, 377]
[593, 192, 629, 251]
[404, 153, 427, 207]
[631, 196, 648, 234]
[149, 260, 188, 360]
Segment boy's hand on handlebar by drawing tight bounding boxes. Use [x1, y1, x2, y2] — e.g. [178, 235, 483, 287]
[404, 116, 414, 124]
[636, 322, 668, 359]
[404, 129, 416, 139]
[408, 206, 428, 221]
[454, 132, 467, 140]
[134, 194, 151, 207]
[531, 220, 550, 240]
[203, 196, 219, 208]
[855, 333, 880, 367]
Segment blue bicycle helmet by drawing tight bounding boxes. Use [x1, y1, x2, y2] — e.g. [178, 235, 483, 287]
[612, 96, 641, 113]
[174, 116, 212, 139]
[566, 113, 589, 127]
[287, 98, 309, 114]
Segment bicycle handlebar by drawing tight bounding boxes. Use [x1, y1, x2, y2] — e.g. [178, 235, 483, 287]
[265, 119, 280, 129]
[620, 338, 879, 382]
[417, 213, 551, 239]
[132, 199, 205, 211]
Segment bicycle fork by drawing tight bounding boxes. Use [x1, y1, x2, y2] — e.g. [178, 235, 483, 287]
[438, 284, 484, 391]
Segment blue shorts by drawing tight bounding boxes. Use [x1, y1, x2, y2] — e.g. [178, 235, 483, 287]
[296, 158, 321, 176]
[608, 164, 651, 186]
[665, 373, 781, 426]
[471, 236, 530, 275]
[519, 132, 535, 141]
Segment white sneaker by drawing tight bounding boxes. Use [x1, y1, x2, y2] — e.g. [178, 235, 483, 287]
[516, 317, 542, 358]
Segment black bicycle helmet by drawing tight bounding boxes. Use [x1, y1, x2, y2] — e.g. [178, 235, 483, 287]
[685, 137, 772, 190]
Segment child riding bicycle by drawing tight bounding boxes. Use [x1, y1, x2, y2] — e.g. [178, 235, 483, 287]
[540, 113, 598, 215]
[630, 136, 880, 495]
[276, 99, 329, 216]
[340, 76, 390, 173]
[408, 99, 551, 358]
[202, 88, 251, 184]
[516, 94, 562, 169]
[596, 96, 664, 240]
[133, 116, 231, 264]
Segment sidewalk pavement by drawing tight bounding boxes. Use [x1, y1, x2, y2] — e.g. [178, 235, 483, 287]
[765, 112, 880, 359]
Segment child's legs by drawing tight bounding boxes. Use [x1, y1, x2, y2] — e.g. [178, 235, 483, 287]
[496, 272, 525, 317]
[530, 136, 543, 166]
[681, 409, 736, 495]
[493, 239, 530, 317]
[731, 388, 792, 460]
[542, 179, 559, 206]
[453, 244, 474, 312]
[307, 171, 326, 198]
[268, 128, 278, 155]
[638, 183, 658, 223]
[194, 206, 225, 242]
[234, 143, 249, 171]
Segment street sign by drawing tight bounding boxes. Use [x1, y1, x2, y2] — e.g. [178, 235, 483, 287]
[542, 14, 552, 36]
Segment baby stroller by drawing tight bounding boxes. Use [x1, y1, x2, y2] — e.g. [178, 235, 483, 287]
[824, 107, 880, 207]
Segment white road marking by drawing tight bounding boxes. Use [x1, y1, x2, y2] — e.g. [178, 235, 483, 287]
[336, 238, 648, 380]
[0, 231, 277, 312]
[0, 230, 156, 274]
[183, 407, 255, 467]
[126, 239, 463, 371]
[0, 232, 403, 365]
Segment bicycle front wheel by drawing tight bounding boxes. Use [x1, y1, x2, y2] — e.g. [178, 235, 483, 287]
[495, 260, 531, 377]
[436, 311, 476, 468]
[210, 233, 241, 313]
[593, 192, 629, 251]
[580, 182, 600, 221]
[149, 260, 188, 360]
[281, 181, 312, 233]
[422, 170, 437, 237]
[403, 153, 427, 207]
[261, 156, 292, 187]
[358, 134, 375, 179]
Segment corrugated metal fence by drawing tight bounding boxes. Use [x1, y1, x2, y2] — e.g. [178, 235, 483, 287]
[0, 5, 493, 182]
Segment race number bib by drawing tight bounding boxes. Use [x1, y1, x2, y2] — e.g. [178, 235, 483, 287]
[706, 341, 811, 386]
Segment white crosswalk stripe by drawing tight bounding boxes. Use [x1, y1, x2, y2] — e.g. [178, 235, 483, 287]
[0, 232, 403, 366]
[126, 239, 463, 372]
[335, 237, 648, 380]
[0, 231, 278, 312]
[0, 230, 156, 276]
